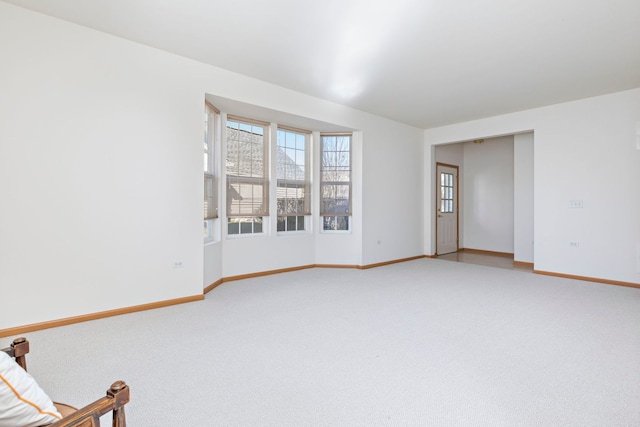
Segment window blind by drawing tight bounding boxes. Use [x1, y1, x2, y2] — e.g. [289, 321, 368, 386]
[226, 118, 269, 217]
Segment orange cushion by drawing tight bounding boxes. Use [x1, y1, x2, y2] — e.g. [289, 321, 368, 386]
[53, 402, 76, 418]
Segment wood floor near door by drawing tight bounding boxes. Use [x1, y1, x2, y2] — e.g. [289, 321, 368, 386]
[437, 250, 533, 271]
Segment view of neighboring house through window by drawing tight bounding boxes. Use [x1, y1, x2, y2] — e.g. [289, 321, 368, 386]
[204, 102, 218, 240]
[277, 127, 310, 232]
[320, 133, 352, 231]
[226, 116, 269, 235]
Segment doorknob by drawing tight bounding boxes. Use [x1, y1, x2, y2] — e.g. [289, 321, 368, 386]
[437, 214, 443, 218]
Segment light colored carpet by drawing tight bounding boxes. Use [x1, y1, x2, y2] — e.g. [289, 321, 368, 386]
[6, 259, 640, 426]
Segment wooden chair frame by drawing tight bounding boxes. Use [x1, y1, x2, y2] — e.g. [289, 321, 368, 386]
[1, 337, 130, 427]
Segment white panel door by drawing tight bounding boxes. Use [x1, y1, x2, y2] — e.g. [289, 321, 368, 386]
[436, 164, 458, 255]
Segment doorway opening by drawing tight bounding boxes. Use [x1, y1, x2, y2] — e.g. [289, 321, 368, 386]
[432, 133, 534, 268]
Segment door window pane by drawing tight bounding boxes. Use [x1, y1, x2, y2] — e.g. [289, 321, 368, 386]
[441, 172, 454, 213]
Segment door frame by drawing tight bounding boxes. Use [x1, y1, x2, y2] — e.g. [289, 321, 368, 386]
[435, 162, 459, 255]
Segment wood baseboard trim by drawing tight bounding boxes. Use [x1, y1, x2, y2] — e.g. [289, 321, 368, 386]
[359, 255, 426, 269]
[1, 255, 432, 337]
[222, 264, 315, 283]
[534, 270, 640, 289]
[314, 264, 359, 269]
[460, 248, 514, 258]
[204, 279, 224, 294]
[425, 254, 438, 259]
[0, 294, 204, 338]
[223, 256, 428, 278]
[513, 261, 534, 268]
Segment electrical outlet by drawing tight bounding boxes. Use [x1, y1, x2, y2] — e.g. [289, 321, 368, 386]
[569, 241, 579, 248]
[568, 200, 583, 208]
[172, 260, 184, 269]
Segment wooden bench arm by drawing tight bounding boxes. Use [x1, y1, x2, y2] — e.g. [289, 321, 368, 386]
[2, 338, 131, 427]
[1, 336, 30, 370]
[49, 381, 130, 427]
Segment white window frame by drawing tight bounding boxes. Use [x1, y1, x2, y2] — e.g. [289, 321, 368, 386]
[320, 133, 352, 232]
[276, 126, 311, 234]
[225, 115, 270, 237]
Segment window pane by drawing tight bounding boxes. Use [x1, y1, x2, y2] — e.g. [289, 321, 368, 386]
[240, 220, 252, 234]
[227, 180, 267, 216]
[324, 136, 336, 151]
[324, 152, 337, 168]
[337, 216, 349, 230]
[286, 215, 296, 231]
[253, 217, 263, 233]
[337, 152, 349, 167]
[226, 117, 267, 211]
[321, 183, 350, 214]
[323, 216, 335, 231]
[226, 117, 269, 224]
[323, 215, 349, 231]
[439, 172, 455, 213]
[277, 129, 309, 228]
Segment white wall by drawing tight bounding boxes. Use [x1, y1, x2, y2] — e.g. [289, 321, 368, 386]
[425, 89, 640, 284]
[462, 136, 514, 253]
[514, 132, 534, 263]
[0, 3, 425, 331]
[361, 126, 424, 266]
[435, 143, 464, 166]
[0, 4, 204, 329]
[203, 242, 222, 287]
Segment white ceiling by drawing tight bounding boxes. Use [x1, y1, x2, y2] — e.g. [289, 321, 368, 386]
[5, 0, 640, 128]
